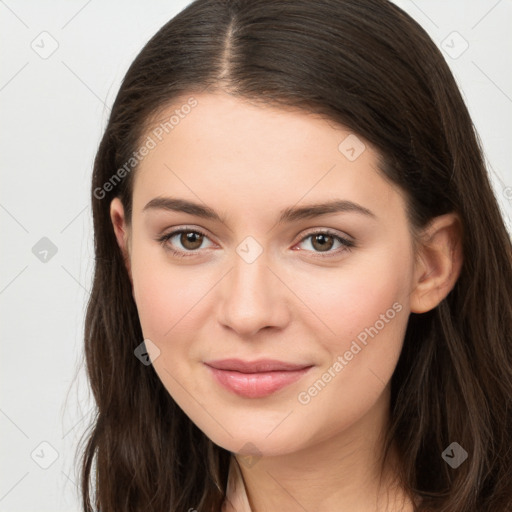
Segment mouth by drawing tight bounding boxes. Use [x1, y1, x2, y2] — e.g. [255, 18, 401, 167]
[203, 358, 314, 398]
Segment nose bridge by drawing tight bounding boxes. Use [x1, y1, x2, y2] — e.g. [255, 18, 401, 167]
[217, 242, 288, 336]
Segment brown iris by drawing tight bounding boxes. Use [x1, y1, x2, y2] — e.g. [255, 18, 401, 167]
[310, 233, 335, 252]
[180, 231, 204, 250]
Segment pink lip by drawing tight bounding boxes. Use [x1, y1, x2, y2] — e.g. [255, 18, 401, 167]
[204, 358, 313, 398]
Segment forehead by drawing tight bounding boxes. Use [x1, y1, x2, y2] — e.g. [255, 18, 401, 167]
[132, 92, 405, 222]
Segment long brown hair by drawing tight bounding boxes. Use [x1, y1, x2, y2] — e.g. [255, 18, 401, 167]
[77, 0, 512, 510]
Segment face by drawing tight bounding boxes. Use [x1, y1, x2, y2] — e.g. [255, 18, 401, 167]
[111, 92, 418, 457]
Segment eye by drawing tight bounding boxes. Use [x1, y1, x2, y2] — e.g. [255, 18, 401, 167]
[295, 230, 354, 257]
[157, 228, 213, 257]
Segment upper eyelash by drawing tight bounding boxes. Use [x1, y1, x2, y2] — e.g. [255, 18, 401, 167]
[157, 228, 354, 257]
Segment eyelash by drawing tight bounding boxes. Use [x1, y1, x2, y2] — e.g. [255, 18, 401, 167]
[156, 227, 355, 259]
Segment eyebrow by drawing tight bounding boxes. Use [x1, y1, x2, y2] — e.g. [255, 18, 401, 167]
[142, 196, 376, 223]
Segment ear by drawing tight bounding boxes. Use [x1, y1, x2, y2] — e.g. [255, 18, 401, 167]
[410, 213, 463, 314]
[110, 197, 132, 282]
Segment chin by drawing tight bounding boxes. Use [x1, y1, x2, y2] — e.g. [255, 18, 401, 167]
[203, 422, 307, 459]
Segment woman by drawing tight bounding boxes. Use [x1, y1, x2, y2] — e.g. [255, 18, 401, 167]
[78, 0, 512, 510]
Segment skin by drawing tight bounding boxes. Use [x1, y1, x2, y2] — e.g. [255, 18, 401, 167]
[110, 92, 463, 511]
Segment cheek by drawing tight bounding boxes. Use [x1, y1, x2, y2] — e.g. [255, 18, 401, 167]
[292, 246, 413, 419]
[131, 262, 205, 341]
[290, 265, 410, 443]
[300, 247, 412, 346]
[130, 240, 193, 338]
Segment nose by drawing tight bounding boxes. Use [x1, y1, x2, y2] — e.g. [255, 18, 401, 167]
[217, 251, 291, 338]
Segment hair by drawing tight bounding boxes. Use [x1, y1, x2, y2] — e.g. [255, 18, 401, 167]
[77, 0, 512, 511]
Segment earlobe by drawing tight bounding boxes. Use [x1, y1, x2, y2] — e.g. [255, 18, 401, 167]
[110, 197, 132, 281]
[410, 213, 463, 314]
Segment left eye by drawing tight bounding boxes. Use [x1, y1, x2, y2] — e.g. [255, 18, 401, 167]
[296, 231, 354, 254]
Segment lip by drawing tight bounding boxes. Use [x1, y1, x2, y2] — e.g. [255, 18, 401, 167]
[204, 358, 313, 398]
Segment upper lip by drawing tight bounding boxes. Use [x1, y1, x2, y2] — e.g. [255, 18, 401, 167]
[204, 358, 312, 373]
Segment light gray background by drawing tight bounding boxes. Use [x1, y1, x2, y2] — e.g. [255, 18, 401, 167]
[1, 1, 511, 510]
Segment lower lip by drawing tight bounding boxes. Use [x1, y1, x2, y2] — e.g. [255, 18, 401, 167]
[205, 365, 313, 398]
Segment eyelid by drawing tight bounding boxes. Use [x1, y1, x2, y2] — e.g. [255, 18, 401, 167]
[296, 227, 354, 244]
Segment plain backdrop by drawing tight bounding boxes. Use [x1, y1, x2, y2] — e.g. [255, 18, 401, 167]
[1, 1, 511, 510]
